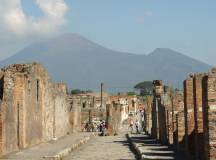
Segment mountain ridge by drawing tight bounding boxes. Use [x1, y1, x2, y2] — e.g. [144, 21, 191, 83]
[0, 33, 211, 92]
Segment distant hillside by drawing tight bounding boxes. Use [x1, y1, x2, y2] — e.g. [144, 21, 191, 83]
[0, 33, 211, 92]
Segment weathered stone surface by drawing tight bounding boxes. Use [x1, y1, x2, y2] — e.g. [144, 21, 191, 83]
[0, 63, 73, 155]
[193, 73, 205, 159]
[184, 75, 195, 155]
[202, 68, 216, 160]
[140, 69, 216, 160]
[152, 80, 164, 139]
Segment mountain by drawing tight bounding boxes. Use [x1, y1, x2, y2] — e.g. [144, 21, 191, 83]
[0, 33, 211, 92]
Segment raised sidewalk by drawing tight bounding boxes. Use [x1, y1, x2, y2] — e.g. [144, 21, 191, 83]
[127, 133, 187, 160]
[0, 132, 96, 160]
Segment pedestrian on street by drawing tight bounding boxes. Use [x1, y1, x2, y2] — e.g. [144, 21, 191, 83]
[129, 119, 134, 133]
[135, 120, 139, 134]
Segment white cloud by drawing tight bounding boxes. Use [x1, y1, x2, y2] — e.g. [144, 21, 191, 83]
[0, 0, 68, 39]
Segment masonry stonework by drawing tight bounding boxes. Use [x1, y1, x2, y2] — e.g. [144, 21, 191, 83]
[193, 73, 205, 159]
[202, 68, 216, 160]
[0, 63, 73, 155]
[184, 75, 195, 155]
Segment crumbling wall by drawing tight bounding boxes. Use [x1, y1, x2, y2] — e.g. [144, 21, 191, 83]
[184, 75, 195, 155]
[145, 68, 216, 160]
[161, 91, 172, 144]
[202, 68, 216, 160]
[172, 91, 185, 151]
[193, 74, 205, 159]
[53, 84, 70, 139]
[67, 96, 81, 133]
[0, 63, 72, 155]
[144, 96, 152, 135]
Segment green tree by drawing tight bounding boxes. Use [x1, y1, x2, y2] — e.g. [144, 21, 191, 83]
[134, 81, 153, 96]
[127, 92, 137, 96]
[71, 89, 93, 95]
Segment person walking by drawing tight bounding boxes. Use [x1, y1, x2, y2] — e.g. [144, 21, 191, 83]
[135, 120, 139, 134]
[129, 119, 134, 133]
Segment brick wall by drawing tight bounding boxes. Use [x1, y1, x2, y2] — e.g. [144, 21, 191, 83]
[184, 76, 195, 155]
[0, 63, 73, 155]
[202, 69, 216, 160]
[145, 68, 216, 160]
[193, 74, 205, 159]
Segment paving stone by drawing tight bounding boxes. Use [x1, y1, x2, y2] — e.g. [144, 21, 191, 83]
[65, 133, 136, 160]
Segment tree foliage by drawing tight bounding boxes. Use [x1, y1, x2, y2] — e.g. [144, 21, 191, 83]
[127, 92, 137, 96]
[134, 81, 153, 96]
[71, 89, 93, 95]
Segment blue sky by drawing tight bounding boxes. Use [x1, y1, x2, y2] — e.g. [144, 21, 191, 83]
[1, 0, 216, 65]
[64, 0, 216, 65]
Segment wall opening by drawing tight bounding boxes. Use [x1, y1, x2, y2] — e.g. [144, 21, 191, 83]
[0, 76, 4, 100]
[36, 79, 39, 101]
[83, 102, 86, 108]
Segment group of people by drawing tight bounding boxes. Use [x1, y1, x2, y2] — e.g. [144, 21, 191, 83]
[129, 120, 140, 133]
[83, 120, 106, 134]
[129, 109, 145, 134]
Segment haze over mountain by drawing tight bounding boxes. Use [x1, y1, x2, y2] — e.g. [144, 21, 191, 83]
[0, 33, 211, 92]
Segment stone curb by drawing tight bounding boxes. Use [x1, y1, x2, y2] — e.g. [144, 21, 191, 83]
[126, 133, 143, 160]
[43, 133, 97, 160]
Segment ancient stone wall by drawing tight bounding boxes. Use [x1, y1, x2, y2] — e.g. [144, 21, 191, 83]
[184, 75, 195, 155]
[67, 96, 82, 133]
[152, 80, 164, 140]
[142, 67, 216, 160]
[53, 83, 70, 139]
[193, 74, 205, 159]
[202, 68, 216, 160]
[0, 63, 72, 155]
[172, 91, 185, 151]
[143, 95, 152, 135]
[161, 90, 172, 144]
[106, 101, 122, 135]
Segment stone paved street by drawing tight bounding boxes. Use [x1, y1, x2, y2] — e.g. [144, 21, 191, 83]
[64, 133, 137, 160]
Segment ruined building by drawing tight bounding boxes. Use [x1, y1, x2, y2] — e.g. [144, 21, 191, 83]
[0, 63, 74, 155]
[145, 67, 216, 160]
[106, 94, 139, 135]
[68, 92, 109, 129]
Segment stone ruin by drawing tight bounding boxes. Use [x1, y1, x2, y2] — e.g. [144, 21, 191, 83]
[144, 68, 216, 160]
[0, 62, 75, 155]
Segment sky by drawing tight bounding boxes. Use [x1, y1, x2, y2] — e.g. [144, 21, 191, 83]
[0, 0, 215, 65]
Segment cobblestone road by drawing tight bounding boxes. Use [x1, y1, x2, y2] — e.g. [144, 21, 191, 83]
[64, 133, 137, 160]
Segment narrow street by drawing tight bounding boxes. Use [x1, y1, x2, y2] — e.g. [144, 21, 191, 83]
[64, 133, 137, 160]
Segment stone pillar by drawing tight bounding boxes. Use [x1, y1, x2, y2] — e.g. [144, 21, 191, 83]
[161, 87, 173, 145]
[172, 91, 185, 151]
[158, 97, 168, 144]
[69, 97, 81, 133]
[184, 75, 195, 155]
[144, 95, 152, 134]
[193, 74, 205, 160]
[152, 80, 164, 140]
[202, 68, 216, 160]
[152, 97, 159, 139]
[177, 111, 185, 151]
[106, 104, 113, 135]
